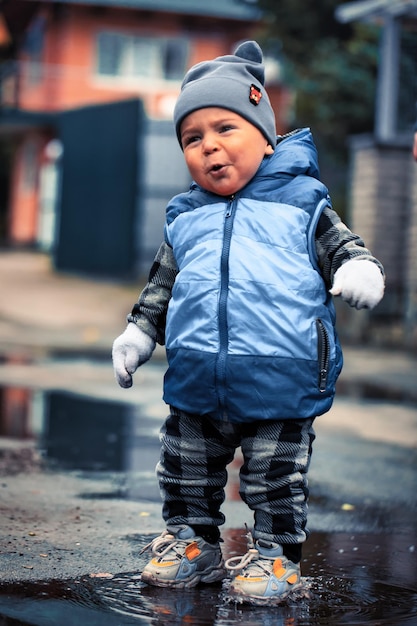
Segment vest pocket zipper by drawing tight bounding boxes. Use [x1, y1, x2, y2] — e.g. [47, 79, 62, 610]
[316, 318, 330, 392]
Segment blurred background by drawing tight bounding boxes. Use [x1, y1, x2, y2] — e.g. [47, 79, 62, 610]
[0, 6, 416, 617]
[0, 0, 416, 350]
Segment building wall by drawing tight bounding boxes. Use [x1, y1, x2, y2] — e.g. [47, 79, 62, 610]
[405, 156, 417, 344]
[349, 140, 410, 295]
[7, 3, 290, 247]
[346, 135, 417, 348]
[18, 5, 178, 113]
[17, 4, 276, 119]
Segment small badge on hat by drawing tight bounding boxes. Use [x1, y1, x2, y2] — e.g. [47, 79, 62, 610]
[249, 84, 262, 106]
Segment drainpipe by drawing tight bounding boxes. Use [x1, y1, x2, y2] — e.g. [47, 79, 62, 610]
[374, 14, 400, 142]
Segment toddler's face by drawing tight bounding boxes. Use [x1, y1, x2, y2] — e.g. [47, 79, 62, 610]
[180, 108, 274, 197]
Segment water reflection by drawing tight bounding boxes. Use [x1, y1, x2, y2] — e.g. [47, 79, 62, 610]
[0, 385, 33, 439]
[0, 386, 161, 472]
[45, 392, 148, 472]
[0, 386, 240, 502]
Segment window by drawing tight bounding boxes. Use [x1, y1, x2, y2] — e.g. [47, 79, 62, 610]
[96, 33, 188, 81]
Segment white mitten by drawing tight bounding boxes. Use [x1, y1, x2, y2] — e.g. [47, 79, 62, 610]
[330, 259, 385, 310]
[112, 323, 156, 388]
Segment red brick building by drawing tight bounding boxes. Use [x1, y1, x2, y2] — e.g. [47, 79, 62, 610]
[0, 0, 291, 257]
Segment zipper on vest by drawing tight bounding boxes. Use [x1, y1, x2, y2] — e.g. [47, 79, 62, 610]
[316, 318, 330, 392]
[216, 196, 236, 412]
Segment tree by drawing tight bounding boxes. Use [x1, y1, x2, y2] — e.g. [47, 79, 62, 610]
[242, 0, 380, 212]
[248, 0, 379, 139]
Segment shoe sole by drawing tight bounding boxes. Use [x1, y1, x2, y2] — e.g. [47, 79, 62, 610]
[141, 564, 226, 589]
[226, 581, 303, 606]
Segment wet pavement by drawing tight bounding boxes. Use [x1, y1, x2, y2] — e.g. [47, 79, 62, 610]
[0, 529, 416, 625]
[0, 251, 416, 625]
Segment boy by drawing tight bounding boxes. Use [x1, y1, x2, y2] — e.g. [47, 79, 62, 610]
[112, 41, 384, 605]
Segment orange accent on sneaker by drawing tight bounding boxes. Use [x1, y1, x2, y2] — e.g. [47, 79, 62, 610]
[287, 573, 298, 584]
[151, 558, 175, 568]
[273, 558, 286, 578]
[185, 541, 201, 561]
[151, 557, 175, 568]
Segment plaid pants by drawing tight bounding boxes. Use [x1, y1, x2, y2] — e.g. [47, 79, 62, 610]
[156, 408, 316, 547]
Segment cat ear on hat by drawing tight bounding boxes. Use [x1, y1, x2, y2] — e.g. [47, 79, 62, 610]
[234, 41, 263, 64]
[233, 40, 265, 86]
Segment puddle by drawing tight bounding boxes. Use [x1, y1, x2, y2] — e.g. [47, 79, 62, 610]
[0, 386, 162, 473]
[0, 530, 416, 625]
[44, 391, 160, 473]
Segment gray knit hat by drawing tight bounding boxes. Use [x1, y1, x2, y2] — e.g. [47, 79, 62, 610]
[174, 41, 276, 148]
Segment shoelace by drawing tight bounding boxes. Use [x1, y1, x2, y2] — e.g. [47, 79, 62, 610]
[225, 525, 275, 574]
[140, 531, 187, 558]
[225, 547, 260, 572]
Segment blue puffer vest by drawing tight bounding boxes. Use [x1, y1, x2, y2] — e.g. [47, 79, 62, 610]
[163, 128, 343, 422]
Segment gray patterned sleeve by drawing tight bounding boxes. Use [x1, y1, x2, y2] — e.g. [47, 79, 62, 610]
[127, 241, 178, 345]
[315, 205, 384, 287]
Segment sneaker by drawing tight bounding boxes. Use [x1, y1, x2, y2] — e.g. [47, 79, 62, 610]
[140, 524, 226, 588]
[225, 531, 301, 605]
